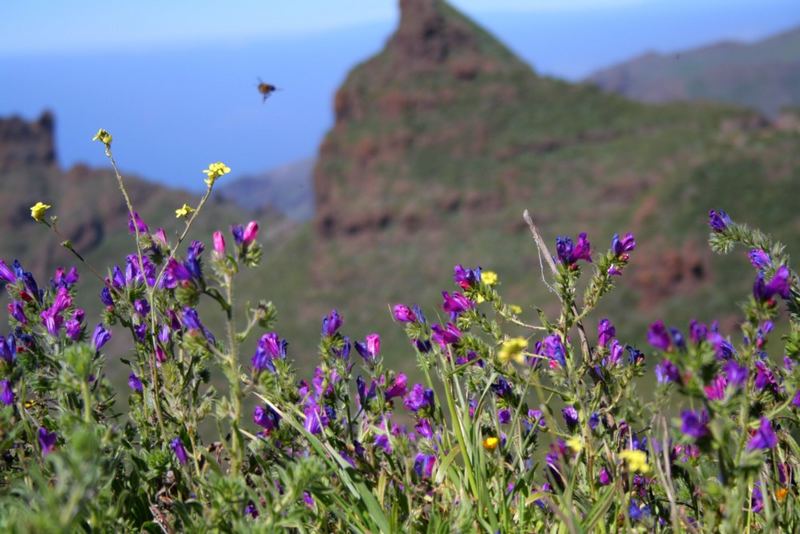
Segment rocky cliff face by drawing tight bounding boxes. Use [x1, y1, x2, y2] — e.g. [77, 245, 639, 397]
[0, 111, 56, 171]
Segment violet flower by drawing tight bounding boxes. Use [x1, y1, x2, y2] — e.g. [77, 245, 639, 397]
[542, 334, 566, 368]
[0, 334, 16, 365]
[453, 264, 481, 289]
[556, 232, 592, 265]
[170, 437, 189, 465]
[100, 286, 114, 307]
[91, 323, 112, 350]
[441, 291, 473, 318]
[384, 373, 408, 400]
[392, 304, 417, 323]
[747, 417, 777, 450]
[680, 410, 709, 440]
[0, 380, 14, 406]
[749, 249, 772, 271]
[128, 373, 143, 393]
[611, 232, 636, 257]
[647, 321, 672, 351]
[413, 453, 436, 478]
[597, 318, 615, 347]
[251, 332, 287, 373]
[254, 405, 281, 432]
[38, 428, 57, 456]
[415, 418, 434, 439]
[321, 309, 342, 337]
[128, 211, 149, 234]
[403, 383, 434, 412]
[0, 259, 17, 284]
[431, 322, 461, 348]
[708, 209, 731, 232]
[562, 406, 579, 431]
[655, 359, 680, 384]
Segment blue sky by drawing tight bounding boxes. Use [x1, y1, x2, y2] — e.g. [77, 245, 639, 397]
[2, 0, 799, 190]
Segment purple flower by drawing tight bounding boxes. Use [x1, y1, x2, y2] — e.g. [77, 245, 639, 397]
[542, 334, 567, 368]
[356, 376, 377, 408]
[392, 304, 417, 323]
[597, 318, 615, 347]
[415, 418, 434, 439]
[384, 373, 408, 400]
[606, 339, 624, 366]
[185, 240, 205, 279]
[403, 383, 434, 412]
[91, 323, 111, 350]
[162, 258, 192, 288]
[0, 260, 17, 284]
[680, 410, 709, 440]
[431, 322, 461, 348]
[749, 249, 772, 271]
[134, 299, 150, 317]
[231, 224, 245, 245]
[654, 359, 680, 384]
[498, 408, 512, 424]
[7, 300, 26, 325]
[99, 286, 114, 307]
[0, 380, 14, 405]
[441, 291, 473, 318]
[65, 309, 84, 341]
[556, 232, 592, 265]
[453, 265, 481, 289]
[628, 499, 650, 522]
[562, 406, 579, 431]
[0, 334, 16, 365]
[321, 309, 342, 337]
[689, 320, 708, 344]
[724, 360, 748, 388]
[253, 405, 281, 432]
[793, 390, 800, 408]
[38, 428, 57, 456]
[704, 375, 727, 400]
[303, 491, 315, 509]
[754, 361, 778, 392]
[747, 417, 777, 450]
[647, 321, 672, 351]
[170, 437, 189, 465]
[708, 209, 731, 232]
[354, 333, 381, 363]
[244, 501, 259, 519]
[413, 453, 436, 478]
[128, 211, 149, 234]
[598, 467, 612, 486]
[611, 232, 636, 257]
[303, 401, 327, 434]
[251, 332, 287, 373]
[492, 377, 512, 398]
[128, 373, 143, 393]
[754, 265, 792, 302]
[182, 307, 215, 344]
[374, 434, 392, 454]
[752, 484, 764, 513]
[51, 266, 79, 289]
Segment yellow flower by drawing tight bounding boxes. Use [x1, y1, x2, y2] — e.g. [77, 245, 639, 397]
[483, 436, 499, 451]
[202, 161, 231, 187]
[92, 128, 112, 147]
[619, 449, 650, 474]
[481, 270, 498, 286]
[30, 201, 51, 222]
[498, 337, 528, 364]
[566, 435, 583, 454]
[175, 203, 195, 219]
[509, 304, 522, 315]
[776, 487, 789, 502]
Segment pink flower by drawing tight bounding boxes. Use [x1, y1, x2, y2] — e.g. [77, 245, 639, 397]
[213, 231, 226, 255]
[242, 221, 259, 245]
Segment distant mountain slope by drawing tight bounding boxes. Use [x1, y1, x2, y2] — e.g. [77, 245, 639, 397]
[218, 158, 314, 221]
[587, 26, 800, 116]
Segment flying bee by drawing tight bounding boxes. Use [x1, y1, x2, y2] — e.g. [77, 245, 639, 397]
[257, 79, 280, 102]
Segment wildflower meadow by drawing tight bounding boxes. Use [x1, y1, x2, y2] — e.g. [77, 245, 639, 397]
[0, 130, 799, 532]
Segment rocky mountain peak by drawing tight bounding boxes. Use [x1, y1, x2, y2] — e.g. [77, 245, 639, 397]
[0, 111, 56, 171]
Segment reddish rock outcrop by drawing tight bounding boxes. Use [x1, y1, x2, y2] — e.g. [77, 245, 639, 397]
[0, 111, 56, 171]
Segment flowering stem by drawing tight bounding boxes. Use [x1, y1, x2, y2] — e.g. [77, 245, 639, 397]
[104, 148, 167, 438]
[224, 274, 244, 474]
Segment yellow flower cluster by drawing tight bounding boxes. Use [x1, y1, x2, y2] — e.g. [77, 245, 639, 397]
[30, 201, 51, 222]
[619, 449, 650, 473]
[481, 270, 498, 286]
[92, 128, 112, 147]
[175, 203, 195, 219]
[566, 436, 583, 454]
[498, 337, 528, 364]
[202, 162, 231, 187]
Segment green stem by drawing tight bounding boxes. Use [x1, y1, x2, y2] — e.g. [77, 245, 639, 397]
[224, 274, 243, 474]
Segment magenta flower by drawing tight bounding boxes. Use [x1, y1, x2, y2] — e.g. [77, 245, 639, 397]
[441, 291, 473, 317]
[747, 417, 777, 450]
[128, 211, 149, 234]
[392, 304, 417, 323]
[8, 300, 26, 324]
[212, 231, 226, 256]
[415, 418, 434, 438]
[253, 405, 281, 433]
[431, 322, 461, 348]
[251, 332, 287, 373]
[749, 249, 772, 270]
[65, 308, 84, 341]
[0, 260, 17, 284]
[413, 453, 436, 478]
[542, 334, 566, 367]
[704, 375, 727, 400]
[598, 467, 612, 486]
[384, 373, 408, 400]
[242, 221, 259, 245]
[355, 333, 381, 363]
